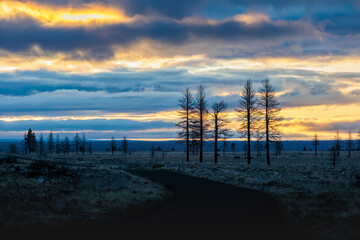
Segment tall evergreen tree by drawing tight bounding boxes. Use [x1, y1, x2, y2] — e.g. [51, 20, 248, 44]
[48, 131, 54, 154]
[56, 134, 61, 154]
[176, 88, 194, 162]
[63, 136, 70, 154]
[259, 78, 283, 165]
[38, 134, 45, 155]
[73, 133, 80, 154]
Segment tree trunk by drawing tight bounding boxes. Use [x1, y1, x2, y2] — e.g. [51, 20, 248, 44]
[200, 110, 203, 163]
[247, 108, 251, 164]
[214, 115, 218, 164]
[186, 109, 190, 162]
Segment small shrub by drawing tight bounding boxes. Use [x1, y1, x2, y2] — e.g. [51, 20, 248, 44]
[152, 164, 165, 169]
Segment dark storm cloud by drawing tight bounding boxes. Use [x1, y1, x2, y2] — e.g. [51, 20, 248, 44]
[0, 16, 317, 59]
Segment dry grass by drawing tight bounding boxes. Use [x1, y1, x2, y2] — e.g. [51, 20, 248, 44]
[0, 153, 169, 228]
[121, 150, 360, 240]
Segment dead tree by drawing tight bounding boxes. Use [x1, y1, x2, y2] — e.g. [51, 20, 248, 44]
[110, 136, 116, 155]
[334, 130, 342, 156]
[258, 78, 283, 165]
[193, 85, 209, 163]
[347, 130, 353, 157]
[176, 88, 194, 162]
[237, 79, 258, 164]
[211, 100, 232, 163]
[312, 133, 320, 156]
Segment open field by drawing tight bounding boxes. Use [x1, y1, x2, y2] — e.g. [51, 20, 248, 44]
[0, 153, 170, 228]
[1, 150, 359, 239]
[122, 150, 360, 240]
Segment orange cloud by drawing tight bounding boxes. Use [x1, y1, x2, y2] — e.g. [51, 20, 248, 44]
[0, 1, 132, 27]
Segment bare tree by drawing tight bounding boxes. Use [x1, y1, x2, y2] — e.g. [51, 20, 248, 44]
[334, 130, 342, 156]
[48, 131, 54, 154]
[237, 79, 258, 164]
[312, 133, 320, 156]
[176, 88, 194, 162]
[254, 130, 264, 156]
[347, 130, 353, 157]
[122, 136, 129, 156]
[259, 78, 283, 165]
[193, 85, 210, 163]
[110, 136, 116, 155]
[211, 100, 231, 163]
[73, 133, 80, 154]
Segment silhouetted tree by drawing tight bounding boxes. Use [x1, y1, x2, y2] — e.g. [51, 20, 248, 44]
[334, 130, 342, 156]
[25, 129, 37, 154]
[192, 85, 210, 163]
[73, 133, 80, 154]
[176, 88, 194, 162]
[254, 131, 264, 156]
[274, 136, 283, 156]
[231, 143, 236, 156]
[347, 130, 353, 157]
[110, 136, 116, 155]
[48, 131, 54, 154]
[259, 78, 283, 165]
[89, 140, 93, 155]
[63, 136, 70, 154]
[38, 134, 46, 155]
[357, 129, 360, 151]
[211, 100, 231, 163]
[122, 136, 129, 156]
[9, 143, 18, 154]
[81, 134, 86, 155]
[237, 79, 258, 164]
[23, 131, 27, 154]
[312, 133, 320, 156]
[56, 134, 61, 154]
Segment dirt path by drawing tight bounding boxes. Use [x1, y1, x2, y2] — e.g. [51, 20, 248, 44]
[3, 169, 299, 240]
[125, 169, 294, 239]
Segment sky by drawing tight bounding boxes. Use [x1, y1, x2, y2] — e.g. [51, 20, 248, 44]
[0, 0, 360, 141]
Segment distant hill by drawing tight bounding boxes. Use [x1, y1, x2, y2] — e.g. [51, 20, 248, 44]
[0, 139, 347, 153]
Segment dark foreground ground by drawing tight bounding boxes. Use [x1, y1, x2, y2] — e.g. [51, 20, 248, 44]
[2, 170, 311, 240]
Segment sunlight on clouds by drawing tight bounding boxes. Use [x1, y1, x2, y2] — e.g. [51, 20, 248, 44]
[233, 13, 270, 25]
[0, 1, 132, 27]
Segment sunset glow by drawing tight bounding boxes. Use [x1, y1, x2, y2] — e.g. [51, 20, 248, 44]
[0, 0, 359, 141]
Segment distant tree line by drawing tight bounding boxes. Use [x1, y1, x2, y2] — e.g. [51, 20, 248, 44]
[21, 129, 93, 155]
[176, 78, 283, 165]
[19, 129, 131, 156]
